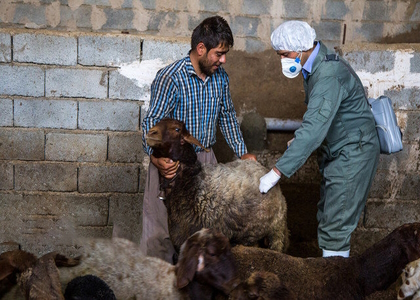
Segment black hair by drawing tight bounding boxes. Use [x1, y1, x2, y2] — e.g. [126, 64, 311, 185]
[191, 16, 234, 51]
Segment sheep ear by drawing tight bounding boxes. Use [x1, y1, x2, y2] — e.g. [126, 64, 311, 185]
[175, 244, 200, 289]
[0, 261, 15, 281]
[182, 134, 210, 153]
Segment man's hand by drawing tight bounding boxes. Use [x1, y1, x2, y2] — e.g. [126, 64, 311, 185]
[259, 168, 281, 193]
[150, 155, 179, 179]
[241, 153, 257, 161]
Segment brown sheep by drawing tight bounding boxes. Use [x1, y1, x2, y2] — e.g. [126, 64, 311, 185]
[145, 118, 289, 254]
[58, 228, 240, 300]
[227, 222, 420, 300]
[0, 250, 80, 300]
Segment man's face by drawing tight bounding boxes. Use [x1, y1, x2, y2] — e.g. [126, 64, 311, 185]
[199, 43, 229, 76]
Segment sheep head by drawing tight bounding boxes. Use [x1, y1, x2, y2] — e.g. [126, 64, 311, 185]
[175, 228, 239, 296]
[146, 118, 209, 162]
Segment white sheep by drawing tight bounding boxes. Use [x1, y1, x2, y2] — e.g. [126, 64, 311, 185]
[398, 258, 420, 300]
[145, 118, 289, 254]
[58, 228, 239, 300]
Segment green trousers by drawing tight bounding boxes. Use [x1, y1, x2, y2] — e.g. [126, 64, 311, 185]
[317, 129, 380, 252]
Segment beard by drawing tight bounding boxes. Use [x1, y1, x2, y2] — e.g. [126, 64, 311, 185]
[198, 56, 218, 77]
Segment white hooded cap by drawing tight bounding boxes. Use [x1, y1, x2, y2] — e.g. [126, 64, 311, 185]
[271, 21, 316, 52]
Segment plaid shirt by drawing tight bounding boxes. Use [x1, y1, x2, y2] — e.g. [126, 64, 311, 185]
[142, 55, 247, 157]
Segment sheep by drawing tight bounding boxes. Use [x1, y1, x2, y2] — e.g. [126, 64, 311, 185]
[64, 274, 116, 300]
[226, 222, 420, 300]
[58, 228, 240, 300]
[228, 271, 296, 300]
[0, 249, 80, 300]
[145, 118, 289, 254]
[398, 258, 420, 300]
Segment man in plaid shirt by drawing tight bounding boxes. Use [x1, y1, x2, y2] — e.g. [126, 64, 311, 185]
[140, 15, 256, 263]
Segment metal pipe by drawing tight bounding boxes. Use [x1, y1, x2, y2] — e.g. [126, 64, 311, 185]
[265, 118, 302, 131]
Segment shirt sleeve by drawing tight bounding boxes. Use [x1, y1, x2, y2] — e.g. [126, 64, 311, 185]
[276, 76, 348, 177]
[141, 72, 178, 156]
[218, 73, 248, 157]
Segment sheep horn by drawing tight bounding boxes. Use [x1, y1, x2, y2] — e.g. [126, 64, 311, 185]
[182, 134, 210, 152]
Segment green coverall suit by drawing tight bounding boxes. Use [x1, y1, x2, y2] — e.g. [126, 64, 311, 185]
[275, 41, 380, 252]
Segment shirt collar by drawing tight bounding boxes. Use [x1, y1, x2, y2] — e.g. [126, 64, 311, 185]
[302, 42, 320, 79]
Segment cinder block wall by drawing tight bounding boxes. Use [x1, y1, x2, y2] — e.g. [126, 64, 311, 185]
[343, 43, 420, 254]
[0, 0, 420, 256]
[0, 29, 190, 255]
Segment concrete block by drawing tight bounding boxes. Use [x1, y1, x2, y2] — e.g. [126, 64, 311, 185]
[0, 128, 44, 160]
[368, 170, 393, 199]
[0, 33, 11, 62]
[46, 68, 108, 99]
[0, 65, 44, 97]
[102, 8, 135, 30]
[78, 35, 141, 67]
[142, 39, 190, 63]
[0, 162, 13, 190]
[343, 50, 394, 73]
[109, 70, 148, 100]
[364, 199, 420, 229]
[14, 99, 77, 129]
[376, 143, 418, 173]
[14, 33, 77, 65]
[79, 100, 140, 131]
[321, 0, 349, 20]
[358, 22, 385, 43]
[15, 162, 78, 192]
[362, 0, 395, 22]
[199, 0, 228, 13]
[0, 192, 109, 253]
[147, 11, 180, 32]
[245, 38, 267, 53]
[242, 0, 270, 15]
[410, 52, 420, 73]
[231, 16, 261, 37]
[58, 6, 92, 29]
[312, 21, 342, 43]
[385, 87, 420, 111]
[13, 3, 46, 26]
[46, 132, 107, 162]
[108, 132, 144, 163]
[402, 111, 420, 142]
[0, 98, 13, 126]
[109, 193, 142, 243]
[78, 164, 139, 193]
[410, 2, 420, 21]
[397, 172, 420, 200]
[138, 0, 155, 10]
[282, 0, 309, 19]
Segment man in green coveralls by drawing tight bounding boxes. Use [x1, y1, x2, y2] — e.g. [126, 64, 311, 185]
[259, 21, 380, 258]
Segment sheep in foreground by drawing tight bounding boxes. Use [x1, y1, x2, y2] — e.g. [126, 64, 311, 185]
[398, 258, 420, 300]
[227, 222, 420, 300]
[145, 118, 289, 253]
[0, 250, 80, 300]
[59, 228, 239, 300]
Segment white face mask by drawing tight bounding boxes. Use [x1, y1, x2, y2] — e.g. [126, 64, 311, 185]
[281, 54, 302, 78]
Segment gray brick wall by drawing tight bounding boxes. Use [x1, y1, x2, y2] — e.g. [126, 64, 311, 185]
[1, 0, 419, 53]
